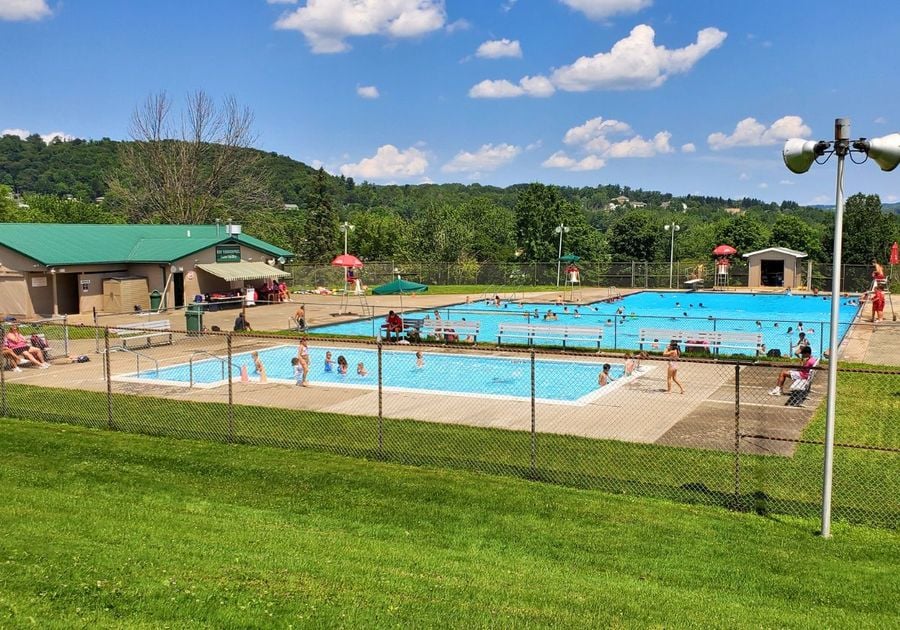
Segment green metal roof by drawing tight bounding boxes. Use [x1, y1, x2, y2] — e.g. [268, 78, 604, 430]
[0, 223, 293, 266]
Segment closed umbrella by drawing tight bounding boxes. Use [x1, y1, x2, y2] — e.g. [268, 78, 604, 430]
[889, 242, 898, 320]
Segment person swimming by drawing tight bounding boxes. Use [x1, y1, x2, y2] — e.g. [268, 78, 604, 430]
[324, 351, 334, 373]
[415, 351, 424, 368]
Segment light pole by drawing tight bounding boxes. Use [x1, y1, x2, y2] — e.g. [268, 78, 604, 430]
[664, 222, 680, 289]
[554, 224, 569, 287]
[339, 221, 354, 293]
[782, 119, 900, 538]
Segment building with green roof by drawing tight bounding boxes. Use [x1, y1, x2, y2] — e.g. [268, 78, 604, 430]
[0, 223, 293, 317]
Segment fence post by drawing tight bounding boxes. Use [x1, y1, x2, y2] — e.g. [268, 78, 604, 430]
[378, 340, 384, 458]
[530, 349, 536, 478]
[104, 327, 113, 430]
[631, 261, 635, 288]
[732, 363, 741, 510]
[62, 314, 69, 356]
[613, 317, 618, 349]
[93, 307, 100, 354]
[0, 324, 6, 417]
[227, 333, 234, 444]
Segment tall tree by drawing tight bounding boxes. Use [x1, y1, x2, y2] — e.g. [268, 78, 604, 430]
[108, 90, 274, 224]
[769, 214, 822, 260]
[302, 168, 339, 262]
[837, 193, 892, 264]
[515, 183, 566, 261]
[606, 211, 662, 261]
[714, 214, 769, 254]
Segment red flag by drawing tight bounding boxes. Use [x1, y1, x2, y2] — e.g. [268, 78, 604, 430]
[890, 241, 899, 266]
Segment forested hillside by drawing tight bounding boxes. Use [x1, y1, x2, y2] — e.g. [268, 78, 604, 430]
[2, 134, 898, 265]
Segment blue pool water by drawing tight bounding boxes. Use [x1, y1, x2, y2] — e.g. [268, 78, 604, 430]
[311, 292, 859, 355]
[124, 345, 627, 404]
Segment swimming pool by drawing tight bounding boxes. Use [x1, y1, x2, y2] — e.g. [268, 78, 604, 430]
[311, 292, 859, 355]
[117, 345, 636, 405]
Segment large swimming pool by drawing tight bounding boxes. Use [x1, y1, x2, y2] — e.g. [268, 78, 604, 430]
[118, 344, 635, 405]
[311, 292, 860, 355]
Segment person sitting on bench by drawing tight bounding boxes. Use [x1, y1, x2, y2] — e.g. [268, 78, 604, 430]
[769, 346, 815, 396]
[385, 310, 403, 340]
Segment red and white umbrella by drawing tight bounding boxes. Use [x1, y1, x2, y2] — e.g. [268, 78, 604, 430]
[890, 241, 899, 266]
[331, 254, 364, 268]
[712, 244, 737, 257]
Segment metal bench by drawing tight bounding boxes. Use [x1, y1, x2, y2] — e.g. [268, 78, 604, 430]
[638, 328, 762, 355]
[786, 359, 820, 407]
[421, 319, 479, 343]
[380, 318, 424, 340]
[110, 320, 173, 348]
[497, 323, 604, 349]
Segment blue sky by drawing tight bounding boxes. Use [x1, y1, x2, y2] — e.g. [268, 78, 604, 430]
[3, 0, 900, 205]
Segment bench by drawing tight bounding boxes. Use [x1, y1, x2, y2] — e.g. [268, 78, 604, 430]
[638, 328, 762, 355]
[380, 318, 424, 340]
[111, 320, 173, 348]
[421, 319, 479, 343]
[786, 359, 819, 407]
[497, 323, 604, 349]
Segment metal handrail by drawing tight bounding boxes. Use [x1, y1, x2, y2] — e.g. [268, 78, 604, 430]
[189, 350, 241, 388]
[107, 346, 160, 378]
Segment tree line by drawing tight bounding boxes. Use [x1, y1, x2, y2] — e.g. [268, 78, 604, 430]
[2, 92, 899, 267]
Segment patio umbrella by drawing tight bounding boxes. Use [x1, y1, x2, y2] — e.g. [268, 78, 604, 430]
[372, 277, 428, 317]
[890, 241, 898, 320]
[331, 254, 364, 294]
[558, 253, 581, 263]
[712, 244, 737, 257]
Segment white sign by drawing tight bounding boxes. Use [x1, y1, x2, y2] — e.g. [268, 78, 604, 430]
[31, 276, 48, 288]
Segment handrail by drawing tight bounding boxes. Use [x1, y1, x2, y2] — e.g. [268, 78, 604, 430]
[108, 346, 159, 378]
[189, 350, 241, 388]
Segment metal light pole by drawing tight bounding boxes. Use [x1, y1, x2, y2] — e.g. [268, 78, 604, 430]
[664, 222, 680, 289]
[339, 221, 354, 294]
[782, 118, 900, 538]
[554, 224, 569, 287]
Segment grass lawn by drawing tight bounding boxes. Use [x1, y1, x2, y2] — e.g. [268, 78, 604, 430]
[0, 419, 898, 628]
[4, 366, 898, 528]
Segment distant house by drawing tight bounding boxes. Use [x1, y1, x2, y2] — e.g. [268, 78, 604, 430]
[612, 195, 630, 205]
[724, 207, 743, 215]
[660, 201, 671, 209]
[283, 203, 299, 211]
[630, 201, 647, 209]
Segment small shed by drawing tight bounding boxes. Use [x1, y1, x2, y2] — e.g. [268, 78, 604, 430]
[742, 247, 807, 288]
[103, 277, 151, 312]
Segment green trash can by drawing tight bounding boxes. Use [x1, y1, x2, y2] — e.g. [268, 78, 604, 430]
[185, 303, 204, 334]
[149, 290, 162, 311]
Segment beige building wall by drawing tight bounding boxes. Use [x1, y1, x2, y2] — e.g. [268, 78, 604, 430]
[746, 252, 801, 288]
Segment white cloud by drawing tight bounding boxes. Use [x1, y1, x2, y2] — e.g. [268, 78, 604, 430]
[267, 0, 297, 4]
[356, 85, 380, 99]
[779, 179, 793, 185]
[274, 0, 446, 54]
[470, 24, 726, 97]
[559, 116, 672, 159]
[0, 0, 51, 21]
[2, 127, 74, 143]
[501, 0, 518, 12]
[558, 0, 652, 20]
[738, 172, 750, 181]
[551, 25, 727, 91]
[339, 144, 428, 180]
[445, 18, 470, 33]
[681, 142, 696, 153]
[525, 139, 543, 151]
[476, 38, 522, 59]
[469, 75, 554, 98]
[758, 182, 768, 189]
[707, 115, 811, 150]
[884, 194, 898, 203]
[541, 151, 606, 171]
[874, 116, 887, 124]
[442, 143, 521, 173]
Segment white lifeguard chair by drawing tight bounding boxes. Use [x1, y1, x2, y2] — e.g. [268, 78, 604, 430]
[714, 257, 730, 289]
[563, 264, 582, 302]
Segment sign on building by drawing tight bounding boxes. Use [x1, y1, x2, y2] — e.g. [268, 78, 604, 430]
[215, 244, 241, 263]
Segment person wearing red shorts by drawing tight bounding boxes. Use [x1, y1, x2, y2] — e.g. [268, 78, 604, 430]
[872, 286, 886, 322]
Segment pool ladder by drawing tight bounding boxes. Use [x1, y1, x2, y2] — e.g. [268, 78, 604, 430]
[189, 350, 242, 388]
[105, 346, 160, 378]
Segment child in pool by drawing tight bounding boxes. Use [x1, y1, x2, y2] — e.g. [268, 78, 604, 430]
[324, 351, 334, 373]
[337, 355, 348, 375]
[598, 363, 612, 387]
[357, 362, 368, 376]
[251, 351, 267, 383]
[416, 351, 424, 368]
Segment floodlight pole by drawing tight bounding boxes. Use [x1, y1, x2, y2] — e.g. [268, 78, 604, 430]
[555, 224, 568, 287]
[821, 118, 851, 539]
[340, 221, 354, 295]
[665, 223, 680, 289]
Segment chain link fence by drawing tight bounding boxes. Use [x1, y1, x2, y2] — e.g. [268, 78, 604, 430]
[1, 321, 897, 529]
[285, 260, 892, 293]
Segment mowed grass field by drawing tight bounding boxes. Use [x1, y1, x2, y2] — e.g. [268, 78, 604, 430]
[1, 418, 898, 628]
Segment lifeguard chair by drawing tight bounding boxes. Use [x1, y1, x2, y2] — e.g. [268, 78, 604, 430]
[564, 263, 582, 302]
[715, 257, 731, 289]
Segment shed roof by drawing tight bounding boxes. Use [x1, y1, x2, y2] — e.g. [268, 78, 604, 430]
[0, 223, 292, 266]
[742, 247, 808, 259]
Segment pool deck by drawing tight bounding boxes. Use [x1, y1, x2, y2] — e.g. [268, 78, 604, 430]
[7, 288, 894, 458]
